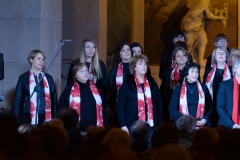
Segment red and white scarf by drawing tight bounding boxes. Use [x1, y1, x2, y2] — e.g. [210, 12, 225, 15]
[89, 63, 97, 84]
[115, 62, 123, 107]
[179, 80, 205, 118]
[170, 64, 180, 82]
[69, 81, 103, 126]
[134, 74, 154, 127]
[232, 77, 240, 124]
[205, 64, 231, 99]
[29, 70, 51, 125]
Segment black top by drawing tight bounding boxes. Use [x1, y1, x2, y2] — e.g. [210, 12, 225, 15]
[107, 63, 131, 109]
[59, 80, 106, 131]
[169, 81, 213, 125]
[13, 71, 57, 124]
[33, 74, 45, 114]
[117, 75, 163, 129]
[159, 50, 173, 80]
[203, 66, 233, 109]
[67, 59, 108, 95]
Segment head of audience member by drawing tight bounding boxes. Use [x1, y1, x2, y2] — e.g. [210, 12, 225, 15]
[129, 54, 149, 76]
[72, 62, 89, 83]
[214, 125, 229, 138]
[176, 115, 196, 134]
[148, 144, 191, 160]
[130, 120, 151, 142]
[42, 118, 64, 128]
[115, 42, 131, 63]
[183, 62, 200, 83]
[192, 127, 219, 153]
[174, 41, 187, 50]
[102, 127, 131, 151]
[150, 123, 179, 148]
[18, 124, 35, 135]
[216, 129, 240, 160]
[85, 126, 107, 148]
[211, 46, 230, 64]
[230, 48, 240, 66]
[31, 125, 69, 158]
[214, 33, 228, 49]
[0, 112, 20, 131]
[57, 108, 79, 129]
[130, 42, 144, 56]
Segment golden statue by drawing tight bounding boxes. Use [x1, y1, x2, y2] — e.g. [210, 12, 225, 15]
[180, 0, 228, 67]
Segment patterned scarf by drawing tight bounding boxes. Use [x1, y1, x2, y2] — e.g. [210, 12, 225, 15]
[170, 64, 180, 82]
[89, 63, 97, 84]
[134, 74, 154, 127]
[29, 70, 51, 125]
[69, 81, 103, 126]
[115, 62, 123, 108]
[205, 63, 231, 99]
[232, 77, 240, 124]
[179, 79, 205, 118]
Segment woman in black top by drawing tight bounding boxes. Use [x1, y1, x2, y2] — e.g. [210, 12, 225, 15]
[203, 47, 232, 126]
[169, 62, 213, 126]
[160, 47, 191, 122]
[13, 50, 57, 126]
[117, 54, 162, 134]
[67, 38, 108, 95]
[60, 63, 106, 131]
[107, 43, 132, 126]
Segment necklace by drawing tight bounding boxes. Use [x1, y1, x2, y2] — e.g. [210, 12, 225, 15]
[186, 85, 196, 93]
[217, 68, 223, 74]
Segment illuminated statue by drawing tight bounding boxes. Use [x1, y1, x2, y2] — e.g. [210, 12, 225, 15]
[180, 0, 228, 67]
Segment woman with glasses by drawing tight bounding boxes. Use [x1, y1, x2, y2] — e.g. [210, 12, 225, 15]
[160, 47, 191, 122]
[230, 48, 240, 66]
[203, 47, 232, 126]
[59, 63, 106, 131]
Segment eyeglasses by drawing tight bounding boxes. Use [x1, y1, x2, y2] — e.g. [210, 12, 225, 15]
[217, 39, 227, 43]
[232, 54, 240, 59]
[174, 36, 185, 41]
[77, 69, 88, 74]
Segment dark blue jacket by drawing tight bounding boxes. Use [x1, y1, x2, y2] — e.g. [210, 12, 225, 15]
[117, 75, 163, 129]
[217, 79, 235, 129]
[169, 83, 213, 125]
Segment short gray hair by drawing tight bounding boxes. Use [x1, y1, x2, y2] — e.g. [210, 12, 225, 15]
[211, 46, 230, 64]
[176, 115, 196, 133]
[232, 58, 240, 76]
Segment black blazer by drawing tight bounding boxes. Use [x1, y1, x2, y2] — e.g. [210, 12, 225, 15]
[117, 75, 163, 129]
[13, 71, 57, 123]
[217, 79, 235, 129]
[67, 59, 108, 94]
[169, 83, 213, 125]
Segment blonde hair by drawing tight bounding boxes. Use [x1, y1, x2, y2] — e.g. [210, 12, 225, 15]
[80, 38, 102, 79]
[27, 49, 46, 66]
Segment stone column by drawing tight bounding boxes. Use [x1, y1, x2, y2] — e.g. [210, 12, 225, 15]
[0, 0, 62, 110]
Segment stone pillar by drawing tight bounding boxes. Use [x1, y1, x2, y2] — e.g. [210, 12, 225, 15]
[62, 0, 107, 89]
[130, 0, 144, 47]
[0, 0, 62, 110]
